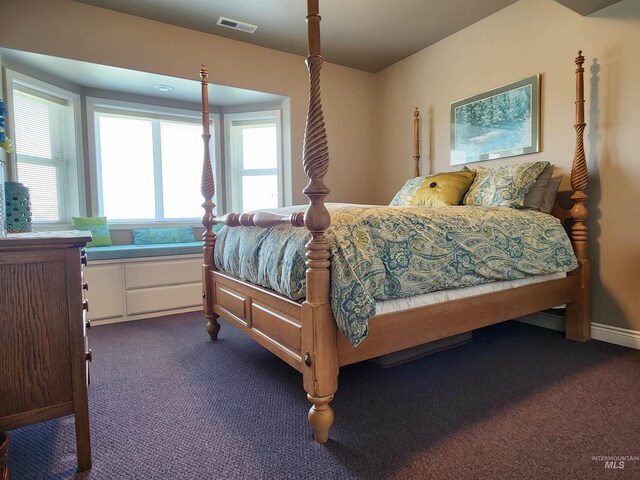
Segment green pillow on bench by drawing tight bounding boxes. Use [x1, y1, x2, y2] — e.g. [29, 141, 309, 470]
[132, 227, 195, 245]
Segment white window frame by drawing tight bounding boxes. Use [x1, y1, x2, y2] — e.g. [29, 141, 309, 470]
[3, 68, 85, 228]
[223, 110, 283, 213]
[86, 97, 219, 228]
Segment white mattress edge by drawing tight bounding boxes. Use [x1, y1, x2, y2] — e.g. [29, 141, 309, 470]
[374, 272, 567, 316]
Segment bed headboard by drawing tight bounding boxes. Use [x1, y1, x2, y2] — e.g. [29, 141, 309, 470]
[552, 51, 589, 263]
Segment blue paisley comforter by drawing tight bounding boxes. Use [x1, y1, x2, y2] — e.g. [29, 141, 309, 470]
[215, 204, 577, 346]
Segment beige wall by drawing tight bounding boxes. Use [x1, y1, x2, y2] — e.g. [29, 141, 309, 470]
[0, 0, 378, 207]
[376, 0, 640, 331]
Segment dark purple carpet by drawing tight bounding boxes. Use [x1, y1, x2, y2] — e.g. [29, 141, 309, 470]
[7, 312, 640, 479]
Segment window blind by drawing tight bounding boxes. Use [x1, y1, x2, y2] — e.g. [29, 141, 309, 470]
[13, 87, 70, 223]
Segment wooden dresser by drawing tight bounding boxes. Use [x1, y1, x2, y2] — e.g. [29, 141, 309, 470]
[0, 231, 92, 473]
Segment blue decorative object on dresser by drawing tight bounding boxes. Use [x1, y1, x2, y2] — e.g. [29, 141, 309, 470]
[0, 167, 5, 238]
[4, 181, 32, 233]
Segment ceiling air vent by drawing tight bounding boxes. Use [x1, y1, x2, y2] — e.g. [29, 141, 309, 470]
[216, 16, 258, 34]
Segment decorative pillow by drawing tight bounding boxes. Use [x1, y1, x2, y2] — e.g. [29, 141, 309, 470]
[523, 163, 554, 210]
[463, 161, 549, 207]
[72, 216, 113, 247]
[389, 176, 425, 206]
[540, 174, 563, 214]
[132, 227, 185, 245]
[178, 227, 196, 243]
[407, 171, 476, 207]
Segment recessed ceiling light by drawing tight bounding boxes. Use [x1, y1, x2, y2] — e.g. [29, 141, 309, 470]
[155, 85, 174, 92]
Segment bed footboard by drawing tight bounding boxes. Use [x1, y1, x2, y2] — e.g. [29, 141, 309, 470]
[213, 272, 305, 371]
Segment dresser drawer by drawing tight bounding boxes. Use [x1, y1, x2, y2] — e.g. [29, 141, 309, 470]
[125, 258, 201, 289]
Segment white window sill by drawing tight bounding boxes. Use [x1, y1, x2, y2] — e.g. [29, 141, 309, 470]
[106, 221, 203, 230]
[31, 221, 203, 232]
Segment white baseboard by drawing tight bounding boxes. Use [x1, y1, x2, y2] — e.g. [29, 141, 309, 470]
[517, 313, 640, 350]
[591, 322, 640, 350]
[92, 306, 203, 327]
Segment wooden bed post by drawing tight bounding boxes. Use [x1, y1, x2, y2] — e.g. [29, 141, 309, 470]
[200, 65, 220, 341]
[413, 107, 420, 177]
[566, 51, 591, 342]
[300, 0, 339, 444]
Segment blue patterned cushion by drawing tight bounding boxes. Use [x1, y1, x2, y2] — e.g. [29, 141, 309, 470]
[133, 228, 181, 245]
[463, 161, 549, 207]
[178, 227, 196, 243]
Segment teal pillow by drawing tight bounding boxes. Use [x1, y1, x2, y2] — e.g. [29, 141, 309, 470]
[132, 228, 182, 245]
[178, 227, 196, 243]
[72, 216, 113, 247]
[463, 161, 549, 208]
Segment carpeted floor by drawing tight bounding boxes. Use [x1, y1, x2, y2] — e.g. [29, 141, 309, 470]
[7, 312, 640, 479]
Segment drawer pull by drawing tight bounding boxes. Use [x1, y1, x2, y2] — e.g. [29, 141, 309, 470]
[83, 281, 89, 291]
[85, 319, 91, 330]
[80, 255, 87, 266]
[82, 300, 89, 312]
[85, 349, 93, 362]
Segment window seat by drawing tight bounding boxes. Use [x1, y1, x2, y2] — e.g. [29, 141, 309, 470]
[83, 242, 203, 325]
[85, 241, 203, 261]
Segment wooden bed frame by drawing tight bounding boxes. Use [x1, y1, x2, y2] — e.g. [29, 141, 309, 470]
[199, 0, 590, 443]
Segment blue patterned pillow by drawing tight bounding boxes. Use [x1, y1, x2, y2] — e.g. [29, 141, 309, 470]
[132, 227, 196, 245]
[389, 177, 427, 206]
[133, 228, 181, 245]
[463, 161, 549, 208]
[178, 227, 196, 242]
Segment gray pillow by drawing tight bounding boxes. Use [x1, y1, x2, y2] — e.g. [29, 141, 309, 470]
[523, 163, 554, 210]
[540, 174, 562, 214]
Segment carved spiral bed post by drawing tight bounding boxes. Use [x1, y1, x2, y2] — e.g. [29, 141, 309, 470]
[200, 65, 220, 341]
[566, 51, 591, 342]
[300, 0, 339, 444]
[413, 107, 420, 177]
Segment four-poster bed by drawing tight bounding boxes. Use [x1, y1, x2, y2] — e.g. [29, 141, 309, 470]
[199, 0, 590, 443]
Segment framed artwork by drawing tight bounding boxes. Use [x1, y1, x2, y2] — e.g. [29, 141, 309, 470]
[450, 74, 540, 165]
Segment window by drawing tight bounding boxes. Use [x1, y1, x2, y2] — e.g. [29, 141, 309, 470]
[90, 101, 209, 222]
[7, 71, 82, 225]
[225, 111, 282, 213]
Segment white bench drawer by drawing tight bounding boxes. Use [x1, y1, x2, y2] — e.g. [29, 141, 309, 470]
[83, 265, 125, 321]
[126, 283, 202, 316]
[125, 258, 201, 289]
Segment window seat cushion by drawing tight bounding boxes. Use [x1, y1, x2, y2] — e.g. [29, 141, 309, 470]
[85, 241, 203, 261]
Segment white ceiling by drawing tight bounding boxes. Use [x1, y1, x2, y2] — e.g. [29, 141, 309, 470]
[73, 0, 521, 73]
[0, 48, 285, 107]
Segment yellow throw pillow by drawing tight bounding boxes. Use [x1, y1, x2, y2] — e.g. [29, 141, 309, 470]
[408, 171, 476, 207]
